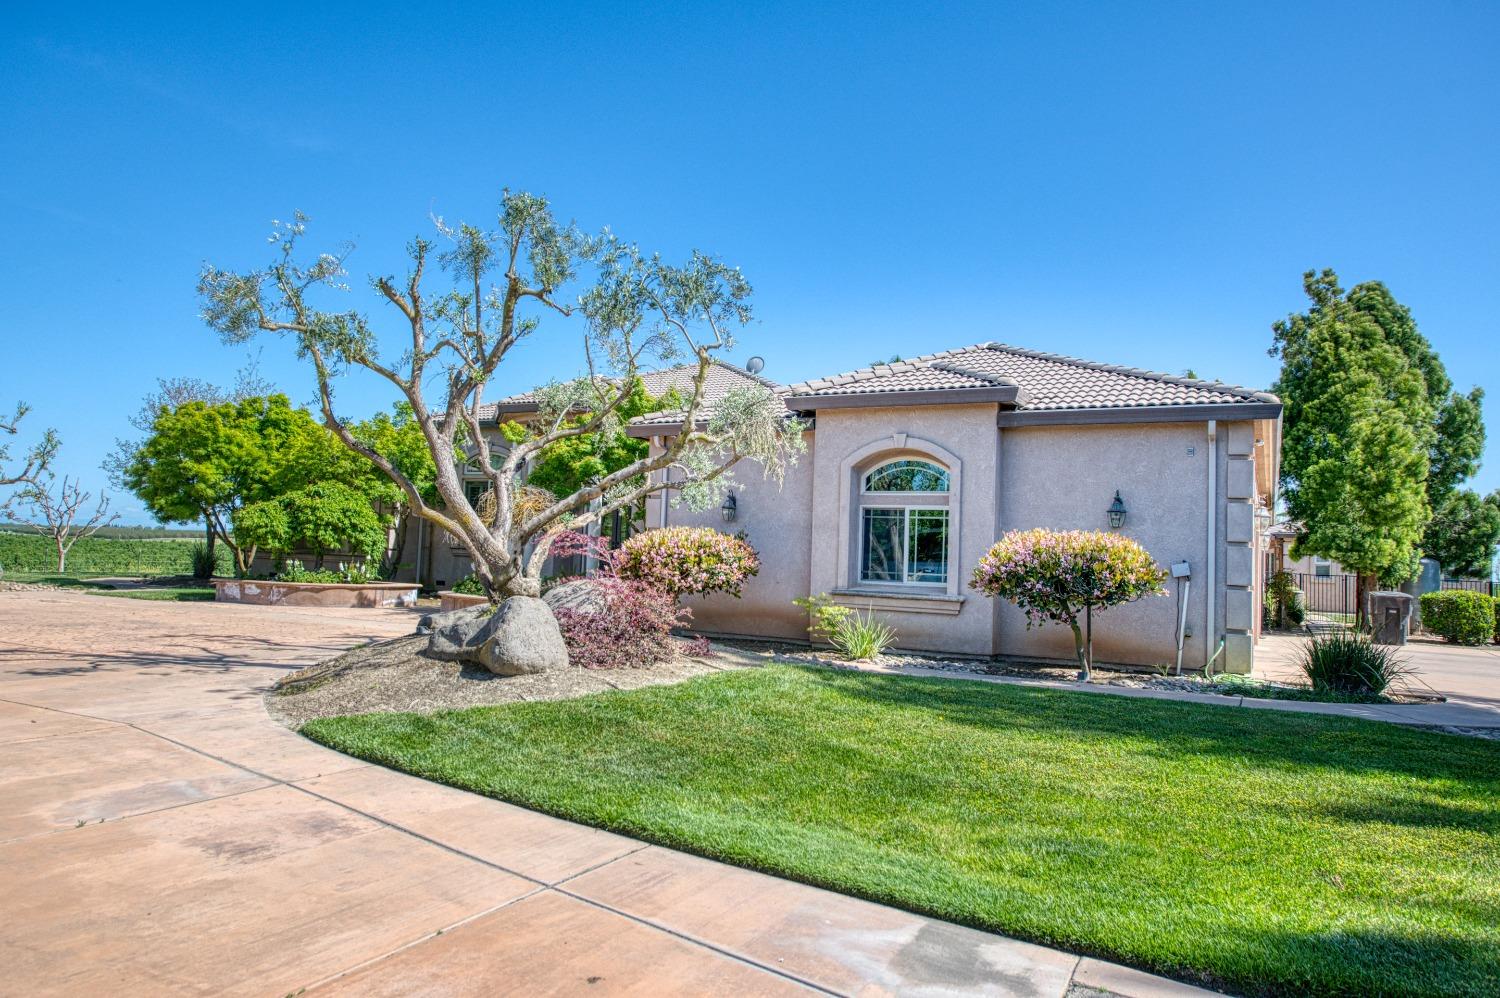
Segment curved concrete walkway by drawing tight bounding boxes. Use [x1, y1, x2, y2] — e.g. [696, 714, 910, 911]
[0, 590, 1213, 997]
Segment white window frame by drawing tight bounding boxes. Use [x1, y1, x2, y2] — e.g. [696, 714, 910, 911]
[858, 503, 949, 587]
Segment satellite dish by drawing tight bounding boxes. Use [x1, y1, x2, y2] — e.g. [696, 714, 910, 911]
[745, 356, 766, 375]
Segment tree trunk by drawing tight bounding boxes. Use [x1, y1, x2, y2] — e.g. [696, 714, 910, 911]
[1356, 572, 1377, 631]
[202, 516, 216, 578]
[1069, 619, 1091, 681]
[56, 537, 67, 574]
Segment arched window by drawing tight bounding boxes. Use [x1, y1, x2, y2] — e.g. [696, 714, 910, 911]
[859, 459, 950, 585]
[862, 459, 950, 493]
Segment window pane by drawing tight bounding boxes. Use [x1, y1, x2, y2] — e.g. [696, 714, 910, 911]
[863, 460, 949, 493]
[907, 510, 948, 583]
[861, 509, 905, 582]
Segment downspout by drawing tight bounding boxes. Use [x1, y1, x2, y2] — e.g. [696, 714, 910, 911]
[1206, 419, 1217, 668]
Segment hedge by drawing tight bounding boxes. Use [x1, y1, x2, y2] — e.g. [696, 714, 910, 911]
[1418, 589, 1494, 646]
[0, 533, 201, 575]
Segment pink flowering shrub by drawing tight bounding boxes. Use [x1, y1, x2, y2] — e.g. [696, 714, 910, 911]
[969, 529, 1167, 679]
[552, 577, 691, 669]
[615, 526, 759, 599]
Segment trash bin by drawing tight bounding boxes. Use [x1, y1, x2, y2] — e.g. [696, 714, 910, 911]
[1367, 591, 1413, 646]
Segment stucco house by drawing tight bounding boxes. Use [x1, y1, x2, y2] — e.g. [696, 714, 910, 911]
[635, 342, 1282, 674]
[404, 342, 1282, 674]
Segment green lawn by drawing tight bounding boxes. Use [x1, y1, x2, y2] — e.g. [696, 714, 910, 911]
[303, 666, 1500, 997]
[100, 587, 215, 601]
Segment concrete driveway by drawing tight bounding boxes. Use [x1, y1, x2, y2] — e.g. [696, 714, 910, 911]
[0, 590, 1207, 997]
[1255, 631, 1500, 713]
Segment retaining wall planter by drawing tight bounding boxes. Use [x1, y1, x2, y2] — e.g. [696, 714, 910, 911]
[214, 579, 419, 609]
[438, 591, 490, 612]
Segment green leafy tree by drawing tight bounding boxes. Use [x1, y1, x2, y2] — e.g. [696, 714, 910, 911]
[237, 481, 386, 569]
[498, 378, 680, 502]
[349, 403, 441, 574]
[199, 191, 805, 600]
[1423, 489, 1500, 579]
[122, 394, 336, 576]
[1270, 270, 1437, 614]
[1344, 281, 1486, 506]
[105, 359, 274, 562]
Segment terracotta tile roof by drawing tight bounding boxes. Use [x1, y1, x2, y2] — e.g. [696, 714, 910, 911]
[477, 360, 782, 422]
[781, 342, 1279, 411]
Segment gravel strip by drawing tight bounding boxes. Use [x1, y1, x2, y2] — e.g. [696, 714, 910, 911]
[266, 634, 745, 727]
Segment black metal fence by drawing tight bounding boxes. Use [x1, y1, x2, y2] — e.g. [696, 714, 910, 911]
[1268, 571, 1495, 626]
[1282, 572, 1358, 619]
[1440, 577, 1496, 598]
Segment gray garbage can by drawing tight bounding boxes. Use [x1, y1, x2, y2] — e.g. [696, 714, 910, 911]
[1367, 591, 1413, 645]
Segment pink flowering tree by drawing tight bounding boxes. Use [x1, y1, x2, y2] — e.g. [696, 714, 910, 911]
[969, 528, 1168, 680]
[615, 526, 759, 599]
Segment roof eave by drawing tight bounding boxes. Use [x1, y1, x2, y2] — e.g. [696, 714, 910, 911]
[780, 385, 1025, 410]
[995, 401, 1283, 427]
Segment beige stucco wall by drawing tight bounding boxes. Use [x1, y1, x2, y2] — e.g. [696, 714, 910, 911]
[998, 421, 1214, 669]
[648, 430, 817, 641]
[806, 404, 1002, 657]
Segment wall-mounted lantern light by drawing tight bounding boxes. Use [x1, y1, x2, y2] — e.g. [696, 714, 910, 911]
[1106, 490, 1127, 529]
[720, 491, 738, 523]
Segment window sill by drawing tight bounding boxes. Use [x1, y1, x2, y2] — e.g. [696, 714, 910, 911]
[830, 588, 965, 616]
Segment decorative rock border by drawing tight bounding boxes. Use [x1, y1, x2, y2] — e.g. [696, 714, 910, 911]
[438, 591, 490, 612]
[214, 579, 419, 609]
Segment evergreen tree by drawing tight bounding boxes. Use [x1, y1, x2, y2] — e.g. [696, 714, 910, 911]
[1270, 270, 1435, 612]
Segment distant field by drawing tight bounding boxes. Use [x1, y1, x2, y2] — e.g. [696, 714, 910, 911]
[0, 533, 203, 575]
[0, 523, 202, 540]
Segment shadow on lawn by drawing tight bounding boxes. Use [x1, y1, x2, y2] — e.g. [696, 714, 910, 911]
[796, 665, 1500, 788]
[1214, 925, 1500, 998]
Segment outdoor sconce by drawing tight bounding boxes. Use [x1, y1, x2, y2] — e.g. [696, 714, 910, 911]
[720, 491, 738, 523]
[1106, 490, 1127, 529]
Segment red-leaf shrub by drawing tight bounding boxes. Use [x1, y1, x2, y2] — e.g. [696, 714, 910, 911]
[615, 526, 759, 599]
[552, 577, 691, 669]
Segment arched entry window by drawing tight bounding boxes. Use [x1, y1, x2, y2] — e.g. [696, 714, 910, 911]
[859, 459, 950, 585]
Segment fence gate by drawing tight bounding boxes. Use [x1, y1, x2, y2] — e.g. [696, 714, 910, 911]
[1276, 571, 1359, 626]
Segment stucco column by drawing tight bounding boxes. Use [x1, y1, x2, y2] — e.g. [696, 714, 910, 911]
[1222, 422, 1257, 674]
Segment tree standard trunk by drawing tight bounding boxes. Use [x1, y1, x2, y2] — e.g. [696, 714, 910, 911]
[56, 540, 67, 574]
[1069, 619, 1091, 681]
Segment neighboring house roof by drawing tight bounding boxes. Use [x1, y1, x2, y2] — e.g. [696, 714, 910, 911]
[780, 342, 1280, 411]
[476, 360, 782, 423]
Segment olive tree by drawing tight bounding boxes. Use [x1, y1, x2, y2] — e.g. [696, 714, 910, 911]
[199, 191, 803, 599]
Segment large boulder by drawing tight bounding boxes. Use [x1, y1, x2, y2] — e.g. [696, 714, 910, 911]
[474, 596, 570, 676]
[425, 605, 495, 660]
[417, 603, 490, 636]
[542, 579, 609, 616]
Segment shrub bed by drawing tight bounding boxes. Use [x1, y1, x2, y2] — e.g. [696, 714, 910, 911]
[551, 577, 689, 669]
[1419, 589, 1495, 645]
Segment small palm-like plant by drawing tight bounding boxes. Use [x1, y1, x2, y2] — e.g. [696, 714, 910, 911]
[187, 541, 219, 580]
[830, 608, 897, 661]
[1297, 632, 1410, 696]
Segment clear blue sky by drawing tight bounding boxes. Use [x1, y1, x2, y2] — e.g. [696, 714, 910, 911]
[3, 1, 1496, 524]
